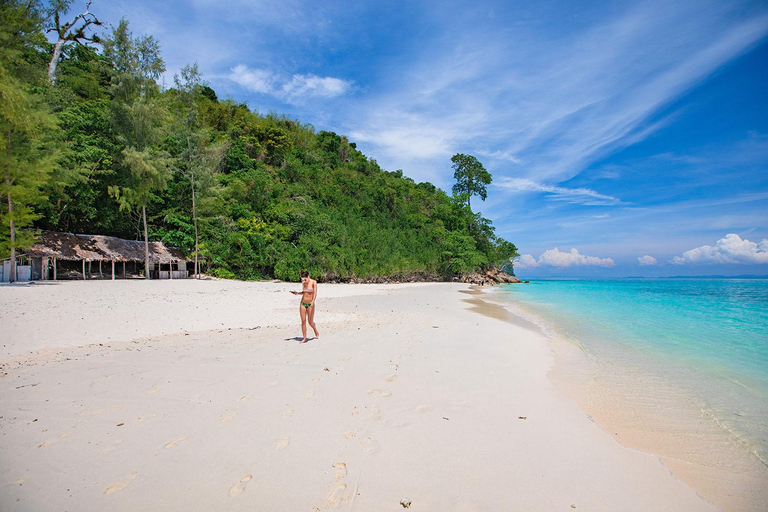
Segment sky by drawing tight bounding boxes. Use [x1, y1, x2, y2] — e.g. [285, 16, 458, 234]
[81, 0, 768, 277]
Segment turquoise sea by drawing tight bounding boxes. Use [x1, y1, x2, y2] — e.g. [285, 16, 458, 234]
[493, 278, 768, 465]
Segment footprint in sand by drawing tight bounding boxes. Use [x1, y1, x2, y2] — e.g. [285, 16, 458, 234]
[342, 429, 357, 440]
[281, 409, 294, 419]
[38, 439, 56, 448]
[304, 391, 315, 399]
[275, 436, 290, 449]
[89, 408, 105, 417]
[326, 483, 348, 506]
[311, 377, 321, 382]
[358, 436, 381, 455]
[367, 389, 392, 398]
[164, 435, 186, 449]
[385, 374, 398, 382]
[239, 395, 251, 401]
[340, 356, 352, 362]
[104, 471, 137, 495]
[145, 386, 161, 395]
[220, 412, 238, 422]
[228, 474, 252, 497]
[415, 404, 431, 413]
[333, 462, 348, 480]
[365, 406, 382, 421]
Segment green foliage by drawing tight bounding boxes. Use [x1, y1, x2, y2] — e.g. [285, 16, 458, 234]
[0, 0, 61, 262]
[1, 5, 518, 280]
[451, 153, 492, 208]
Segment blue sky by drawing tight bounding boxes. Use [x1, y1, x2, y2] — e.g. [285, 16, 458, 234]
[86, 0, 768, 277]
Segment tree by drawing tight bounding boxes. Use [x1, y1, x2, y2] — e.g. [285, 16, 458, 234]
[451, 153, 491, 209]
[45, 0, 103, 84]
[104, 19, 169, 279]
[0, 0, 60, 281]
[173, 62, 219, 278]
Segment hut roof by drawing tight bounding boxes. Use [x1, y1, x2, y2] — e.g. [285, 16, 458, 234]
[25, 231, 186, 263]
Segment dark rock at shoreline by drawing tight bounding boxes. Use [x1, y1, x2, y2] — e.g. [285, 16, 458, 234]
[320, 268, 521, 286]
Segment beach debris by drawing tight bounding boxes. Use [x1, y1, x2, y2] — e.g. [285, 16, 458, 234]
[518, 416, 527, 420]
[324, 367, 330, 371]
[432, 325, 439, 328]
[571, 505, 576, 509]
[442, 417, 450, 420]
[116, 423, 125, 427]
[400, 498, 412, 508]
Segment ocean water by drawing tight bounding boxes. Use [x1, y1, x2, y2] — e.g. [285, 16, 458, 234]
[493, 278, 768, 465]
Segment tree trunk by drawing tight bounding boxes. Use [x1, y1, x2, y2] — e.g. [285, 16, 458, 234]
[48, 39, 65, 84]
[192, 175, 199, 279]
[5, 140, 15, 283]
[143, 205, 150, 280]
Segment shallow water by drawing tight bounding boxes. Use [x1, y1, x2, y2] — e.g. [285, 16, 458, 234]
[493, 278, 768, 465]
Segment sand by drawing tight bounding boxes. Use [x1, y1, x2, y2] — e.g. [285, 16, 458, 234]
[0, 280, 720, 511]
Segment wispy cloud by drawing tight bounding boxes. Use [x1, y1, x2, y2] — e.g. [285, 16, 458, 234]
[228, 65, 353, 104]
[671, 234, 768, 264]
[345, 1, 768, 186]
[494, 177, 622, 206]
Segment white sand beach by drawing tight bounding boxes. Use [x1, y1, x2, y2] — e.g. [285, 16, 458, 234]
[0, 280, 726, 510]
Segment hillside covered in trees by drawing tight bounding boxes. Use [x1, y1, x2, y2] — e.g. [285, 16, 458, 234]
[1, 1, 518, 281]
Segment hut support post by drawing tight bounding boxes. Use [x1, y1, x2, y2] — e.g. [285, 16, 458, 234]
[112, 260, 115, 281]
[123, 261, 126, 278]
[170, 261, 173, 280]
[82, 260, 86, 280]
[53, 258, 57, 281]
[99, 260, 103, 278]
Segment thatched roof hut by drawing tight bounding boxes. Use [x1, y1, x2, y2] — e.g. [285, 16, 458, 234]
[26, 231, 186, 263]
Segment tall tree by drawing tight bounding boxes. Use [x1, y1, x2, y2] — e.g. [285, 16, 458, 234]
[0, 0, 59, 282]
[103, 19, 169, 279]
[173, 63, 218, 278]
[45, 0, 103, 84]
[451, 153, 492, 209]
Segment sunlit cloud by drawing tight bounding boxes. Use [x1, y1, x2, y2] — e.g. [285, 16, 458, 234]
[228, 64, 353, 104]
[670, 234, 768, 264]
[638, 255, 658, 266]
[515, 248, 615, 268]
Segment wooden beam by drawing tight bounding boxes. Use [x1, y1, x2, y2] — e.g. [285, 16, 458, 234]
[53, 257, 57, 281]
[112, 260, 115, 281]
[82, 259, 86, 280]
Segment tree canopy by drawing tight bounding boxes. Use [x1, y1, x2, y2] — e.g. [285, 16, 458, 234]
[451, 153, 492, 208]
[0, 3, 519, 281]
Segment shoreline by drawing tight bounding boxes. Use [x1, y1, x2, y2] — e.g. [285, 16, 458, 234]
[470, 286, 768, 511]
[1, 280, 720, 510]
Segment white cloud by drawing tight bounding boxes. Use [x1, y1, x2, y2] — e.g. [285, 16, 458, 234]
[228, 64, 353, 104]
[670, 234, 768, 265]
[514, 254, 540, 269]
[495, 177, 621, 206]
[344, 2, 768, 186]
[229, 65, 275, 94]
[515, 248, 615, 268]
[638, 255, 658, 266]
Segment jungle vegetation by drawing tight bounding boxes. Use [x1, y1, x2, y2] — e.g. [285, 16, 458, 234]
[0, 0, 518, 281]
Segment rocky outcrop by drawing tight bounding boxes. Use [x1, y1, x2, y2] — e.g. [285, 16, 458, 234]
[320, 268, 522, 286]
[455, 268, 522, 286]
